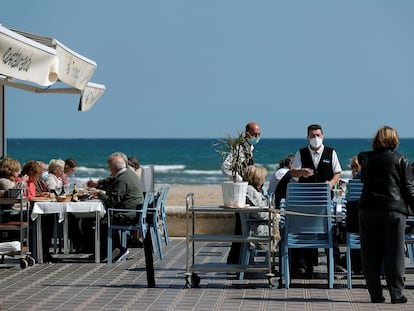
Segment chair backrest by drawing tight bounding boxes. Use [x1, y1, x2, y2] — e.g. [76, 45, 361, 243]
[285, 182, 332, 234]
[141, 191, 154, 216]
[159, 186, 169, 216]
[141, 165, 154, 193]
[344, 179, 363, 232]
[346, 179, 363, 201]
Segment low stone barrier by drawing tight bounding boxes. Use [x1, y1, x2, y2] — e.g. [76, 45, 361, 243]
[165, 206, 235, 237]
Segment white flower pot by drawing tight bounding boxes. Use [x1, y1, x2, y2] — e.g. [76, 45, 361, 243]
[222, 181, 248, 208]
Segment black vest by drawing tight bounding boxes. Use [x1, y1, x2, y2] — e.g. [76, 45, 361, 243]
[298, 146, 334, 183]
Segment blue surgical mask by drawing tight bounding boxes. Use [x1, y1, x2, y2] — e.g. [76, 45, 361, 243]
[249, 137, 260, 145]
[40, 171, 49, 181]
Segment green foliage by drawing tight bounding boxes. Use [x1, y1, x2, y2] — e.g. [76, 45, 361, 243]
[213, 131, 251, 181]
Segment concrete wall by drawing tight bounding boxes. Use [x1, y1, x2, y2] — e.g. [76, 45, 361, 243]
[166, 206, 236, 236]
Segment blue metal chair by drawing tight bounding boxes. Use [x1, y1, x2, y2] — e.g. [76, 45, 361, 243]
[238, 213, 270, 280]
[344, 179, 363, 289]
[147, 187, 170, 260]
[159, 186, 170, 246]
[107, 192, 154, 265]
[281, 183, 334, 288]
[406, 216, 414, 264]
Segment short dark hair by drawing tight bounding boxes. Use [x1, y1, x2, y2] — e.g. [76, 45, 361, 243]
[64, 158, 77, 169]
[307, 124, 323, 135]
[128, 156, 140, 169]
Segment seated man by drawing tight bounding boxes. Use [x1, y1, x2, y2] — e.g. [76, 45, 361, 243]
[91, 152, 144, 262]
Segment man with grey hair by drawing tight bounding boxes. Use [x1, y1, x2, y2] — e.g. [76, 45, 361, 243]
[93, 152, 144, 262]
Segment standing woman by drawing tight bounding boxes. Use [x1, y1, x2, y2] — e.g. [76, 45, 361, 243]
[358, 126, 414, 304]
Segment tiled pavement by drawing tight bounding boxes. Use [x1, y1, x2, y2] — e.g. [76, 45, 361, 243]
[1, 238, 413, 311]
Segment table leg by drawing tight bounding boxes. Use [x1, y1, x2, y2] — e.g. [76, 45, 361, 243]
[63, 214, 68, 255]
[36, 216, 43, 264]
[95, 211, 100, 263]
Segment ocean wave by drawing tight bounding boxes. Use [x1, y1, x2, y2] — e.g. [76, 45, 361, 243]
[76, 166, 107, 175]
[148, 165, 186, 172]
[183, 170, 222, 175]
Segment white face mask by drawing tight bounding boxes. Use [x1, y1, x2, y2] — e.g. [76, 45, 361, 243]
[310, 137, 323, 149]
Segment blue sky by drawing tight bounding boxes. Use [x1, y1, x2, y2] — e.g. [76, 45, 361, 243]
[2, 0, 414, 138]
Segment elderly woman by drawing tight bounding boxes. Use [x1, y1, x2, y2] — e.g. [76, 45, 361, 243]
[46, 159, 65, 196]
[21, 160, 55, 262]
[358, 126, 414, 304]
[243, 165, 270, 251]
[0, 158, 27, 196]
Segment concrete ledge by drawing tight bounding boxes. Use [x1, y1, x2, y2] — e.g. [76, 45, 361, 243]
[166, 206, 235, 237]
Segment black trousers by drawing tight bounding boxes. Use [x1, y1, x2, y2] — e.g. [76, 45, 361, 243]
[360, 209, 406, 299]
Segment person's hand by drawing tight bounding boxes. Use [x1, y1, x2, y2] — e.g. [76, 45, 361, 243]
[302, 168, 314, 177]
[41, 192, 55, 198]
[21, 174, 29, 183]
[87, 180, 98, 188]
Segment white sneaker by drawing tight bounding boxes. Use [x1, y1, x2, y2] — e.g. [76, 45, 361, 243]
[115, 248, 129, 263]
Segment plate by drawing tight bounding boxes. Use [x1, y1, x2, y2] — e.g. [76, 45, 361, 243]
[31, 197, 54, 202]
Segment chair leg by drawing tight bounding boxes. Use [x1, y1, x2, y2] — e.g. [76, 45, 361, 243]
[163, 217, 169, 246]
[406, 242, 414, 264]
[238, 242, 251, 280]
[150, 225, 163, 260]
[121, 231, 127, 249]
[328, 248, 334, 289]
[346, 245, 352, 289]
[282, 245, 290, 288]
[107, 228, 112, 265]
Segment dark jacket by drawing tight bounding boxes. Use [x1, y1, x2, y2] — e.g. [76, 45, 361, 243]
[98, 168, 144, 212]
[358, 149, 414, 215]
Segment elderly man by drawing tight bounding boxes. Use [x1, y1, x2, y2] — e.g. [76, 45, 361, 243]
[221, 121, 261, 264]
[93, 152, 144, 262]
[221, 121, 261, 181]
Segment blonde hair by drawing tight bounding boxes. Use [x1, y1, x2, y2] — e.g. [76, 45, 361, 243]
[243, 165, 267, 188]
[350, 156, 360, 170]
[372, 126, 399, 150]
[48, 159, 65, 174]
[0, 158, 21, 178]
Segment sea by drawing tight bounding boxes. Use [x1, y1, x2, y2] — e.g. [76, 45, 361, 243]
[6, 138, 414, 186]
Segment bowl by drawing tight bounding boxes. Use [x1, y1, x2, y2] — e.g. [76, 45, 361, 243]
[56, 196, 71, 202]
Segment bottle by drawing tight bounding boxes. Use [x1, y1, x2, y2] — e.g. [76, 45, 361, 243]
[71, 183, 78, 202]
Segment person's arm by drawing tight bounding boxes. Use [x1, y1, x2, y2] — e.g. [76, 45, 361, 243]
[97, 178, 125, 208]
[290, 150, 314, 178]
[328, 150, 342, 189]
[290, 167, 314, 178]
[328, 172, 341, 189]
[221, 153, 243, 181]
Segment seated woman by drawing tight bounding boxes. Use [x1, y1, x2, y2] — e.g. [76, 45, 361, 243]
[0, 158, 28, 221]
[0, 157, 27, 195]
[21, 160, 55, 262]
[46, 159, 65, 196]
[243, 165, 271, 251]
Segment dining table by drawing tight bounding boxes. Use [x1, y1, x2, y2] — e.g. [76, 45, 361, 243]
[31, 199, 106, 263]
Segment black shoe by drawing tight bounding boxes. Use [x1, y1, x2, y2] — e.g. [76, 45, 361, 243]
[370, 296, 385, 303]
[391, 296, 407, 304]
[304, 267, 313, 279]
[43, 253, 55, 263]
[127, 237, 143, 248]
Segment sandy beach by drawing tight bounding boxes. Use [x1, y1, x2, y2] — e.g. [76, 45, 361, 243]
[161, 184, 223, 207]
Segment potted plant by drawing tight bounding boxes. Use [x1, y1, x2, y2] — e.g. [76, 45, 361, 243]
[214, 131, 251, 207]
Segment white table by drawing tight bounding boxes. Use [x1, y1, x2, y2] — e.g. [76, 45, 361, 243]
[31, 200, 106, 263]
